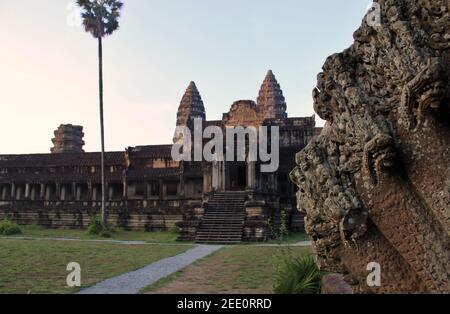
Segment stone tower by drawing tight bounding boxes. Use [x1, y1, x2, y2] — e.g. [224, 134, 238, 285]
[176, 81, 206, 127]
[257, 70, 288, 119]
[51, 124, 85, 154]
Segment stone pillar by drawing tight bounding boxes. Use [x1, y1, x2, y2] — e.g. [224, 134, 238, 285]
[56, 183, 61, 201]
[162, 181, 167, 199]
[180, 175, 185, 198]
[212, 162, 219, 191]
[247, 161, 256, 190]
[30, 185, 36, 200]
[88, 182, 93, 201]
[25, 183, 30, 199]
[203, 169, 211, 194]
[159, 179, 164, 200]
[72, 182, 76, 201]
[16, 185, 22, 200]
[10, 183, 15, 200]
[1, 185, 6, 200]
[92, 185, 97, 201]
[45, 185, 51, 200]
[76, 184, 81, 201]
[61, 185, 66, 201]
[109, 184, 114, 200]
[123, 179, 128, 200]
[40, 184, 45, 200]
[146, 182, 151, 199]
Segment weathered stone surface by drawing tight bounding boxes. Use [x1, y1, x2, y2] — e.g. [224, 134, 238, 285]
[51, 124, 85, 153]
[290, 0, 450, 294]
[175, 82, 206, 128]
[257, 70, 288, 119]
[322, 274, 353, 295]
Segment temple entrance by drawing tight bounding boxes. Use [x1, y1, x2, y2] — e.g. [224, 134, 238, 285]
[227, 162, 247, 191]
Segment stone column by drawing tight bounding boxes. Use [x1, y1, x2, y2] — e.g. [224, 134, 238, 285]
[40, 184, 45, 200]
[61, 185, 66, 201]
[10, 183, 15, 200]
[122, 179, 128, 200]
[247, 161, 256, 190]
[92, 185, 97, 201]
[159, 179, 163, 200]
[72, 182, 76, 201]
[56, 183, 61, 201]
[146, 182, 151, 199]
[212, 162, 219, 191]
[25, 183, 30, 199]
[1, 185, 6, 200]
[203, 168, 211, 194]
[88, 182, 93, 201]
[179, 175, 185, 198]
[109, 184, 114, 200]
[218, 162, 226, 191]
[16, 185, 22, 200]
[76, 184, 81, 201]
[45, 185, 51, 200]
[31, 185, 36, 200]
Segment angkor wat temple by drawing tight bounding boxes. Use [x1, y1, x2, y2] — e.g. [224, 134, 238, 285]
[0, 71, 319, 243]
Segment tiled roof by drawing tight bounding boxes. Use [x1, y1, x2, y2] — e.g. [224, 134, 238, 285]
[0, 172, 123, 184]
[0, 152, 124, 167]
[126, 168, 180, 180]
[128, 145, 174, 159]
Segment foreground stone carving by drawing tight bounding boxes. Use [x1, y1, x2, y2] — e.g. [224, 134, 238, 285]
[291, 0, 450, 293]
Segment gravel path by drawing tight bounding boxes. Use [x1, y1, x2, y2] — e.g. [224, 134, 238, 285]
[78, 244, 222, 294]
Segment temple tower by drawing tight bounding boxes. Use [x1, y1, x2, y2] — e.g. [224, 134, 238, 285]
[51, 124, 85, 153]
[175, 81, 206, 128]
[257, 70, 288, 119]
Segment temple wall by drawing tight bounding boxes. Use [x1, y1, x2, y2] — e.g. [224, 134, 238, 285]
[0, 199, 202, 231]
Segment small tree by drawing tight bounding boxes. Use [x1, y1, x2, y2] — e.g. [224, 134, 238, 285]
[77, 0, 124, 227]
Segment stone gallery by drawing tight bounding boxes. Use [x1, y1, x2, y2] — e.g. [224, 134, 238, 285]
[290, 0, 449, 293]
[0, 71, 320, 243]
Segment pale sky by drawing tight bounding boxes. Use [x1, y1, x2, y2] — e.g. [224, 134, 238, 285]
[0, 0, 370, 154]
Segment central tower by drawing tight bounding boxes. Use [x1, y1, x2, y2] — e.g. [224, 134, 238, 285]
[257, 70, 288, 119]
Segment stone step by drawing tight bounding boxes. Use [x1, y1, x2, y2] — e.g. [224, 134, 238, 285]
[195, 191, 247, 244]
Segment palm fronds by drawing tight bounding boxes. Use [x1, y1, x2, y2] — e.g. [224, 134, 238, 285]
[273, 252, 323, 294]
[77, 0, 124, 38]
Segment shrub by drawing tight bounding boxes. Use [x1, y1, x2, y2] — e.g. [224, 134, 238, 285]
[170, 225, 180, 235]
[87, 216, 103, 235]
[87, 216, 115, 238]
[273, 251, 322, 294]
[0, 220, 22, 236]
[279, 208, 289, 241]
[99, 230, 112, 238]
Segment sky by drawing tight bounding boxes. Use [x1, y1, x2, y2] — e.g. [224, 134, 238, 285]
[0, 0, 371, 154]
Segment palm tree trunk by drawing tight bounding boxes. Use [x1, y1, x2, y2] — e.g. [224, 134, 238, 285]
[98, 36, 107, 228]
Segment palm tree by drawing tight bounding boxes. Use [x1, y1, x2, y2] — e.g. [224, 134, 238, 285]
[77, 0, 124, 228]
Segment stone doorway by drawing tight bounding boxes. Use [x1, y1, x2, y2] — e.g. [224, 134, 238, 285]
[227, 162, 247, 191]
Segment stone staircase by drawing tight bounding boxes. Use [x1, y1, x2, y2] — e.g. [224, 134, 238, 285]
[195, 191, 247, 244]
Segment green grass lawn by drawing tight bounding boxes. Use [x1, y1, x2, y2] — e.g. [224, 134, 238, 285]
[143, 245, 311, 294]
[4, 224, 181, 243]
[0, 238, 193, 294]
[266, 233, 309, 244]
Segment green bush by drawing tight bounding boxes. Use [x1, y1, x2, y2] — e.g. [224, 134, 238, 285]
[87, 216, 115, 238]
[279, 208, 289, 241]
[273, 252, 322, 294]
[0, 220, 22, 236]
[87, 216, 103, 235]
[170, 225, 180, 235]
